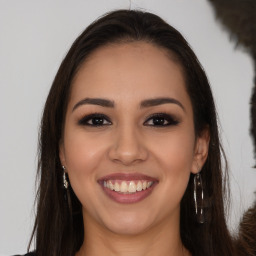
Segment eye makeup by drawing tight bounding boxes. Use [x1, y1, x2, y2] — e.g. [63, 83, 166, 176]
[144, 113, 180, 127]
[77, 111, 180, 128]
[78, 113, 112, 126]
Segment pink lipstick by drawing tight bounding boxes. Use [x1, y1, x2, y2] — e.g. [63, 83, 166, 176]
[98, 173, 158, 204]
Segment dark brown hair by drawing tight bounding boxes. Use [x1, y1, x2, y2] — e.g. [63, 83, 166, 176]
[30, 10, 236, 256]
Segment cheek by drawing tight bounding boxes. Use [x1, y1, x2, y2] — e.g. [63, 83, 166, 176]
[151, 130, 195, 198]
[62, 131, 110, 214]
[63, 129, 107, 187]
[151, 129, 195, 171]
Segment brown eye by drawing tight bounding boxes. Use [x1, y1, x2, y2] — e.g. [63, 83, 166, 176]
[144, 113, 179, 127]
[78, 114, 112, 126]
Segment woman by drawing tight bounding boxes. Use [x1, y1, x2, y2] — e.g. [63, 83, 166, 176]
[17, 10, 236, 256]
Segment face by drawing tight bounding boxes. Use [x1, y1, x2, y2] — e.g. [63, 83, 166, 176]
[60, 42, 209, 236]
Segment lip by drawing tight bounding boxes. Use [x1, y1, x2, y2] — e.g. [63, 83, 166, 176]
[98, 173, 158, 204]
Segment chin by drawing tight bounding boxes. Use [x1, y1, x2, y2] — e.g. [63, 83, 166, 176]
[102, 211, 154, 236]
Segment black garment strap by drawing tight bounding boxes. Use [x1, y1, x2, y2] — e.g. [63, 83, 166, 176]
[13, 252, 36, 256]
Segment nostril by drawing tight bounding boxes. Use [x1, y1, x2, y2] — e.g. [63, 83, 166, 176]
[108, 138, 148, 165]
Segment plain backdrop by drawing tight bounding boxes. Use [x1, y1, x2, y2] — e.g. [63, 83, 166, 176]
[1, 0, 256, 255]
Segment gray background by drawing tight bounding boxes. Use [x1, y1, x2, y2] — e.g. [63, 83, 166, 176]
[1, 0, 256, 254]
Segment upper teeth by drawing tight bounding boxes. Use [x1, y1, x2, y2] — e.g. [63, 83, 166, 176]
[104, 180, 153, 193]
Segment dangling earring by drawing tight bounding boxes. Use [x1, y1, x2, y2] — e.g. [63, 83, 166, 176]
[62, 166, 69, 189]
[194, 172, 205, 224]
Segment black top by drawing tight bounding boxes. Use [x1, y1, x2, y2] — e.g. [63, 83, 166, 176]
[13, 253, 36, 256]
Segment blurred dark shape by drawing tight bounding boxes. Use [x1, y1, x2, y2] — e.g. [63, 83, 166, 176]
[208, 0, 256, 162]
[208, 1, 256, 255]
[234, 198, 256, 256]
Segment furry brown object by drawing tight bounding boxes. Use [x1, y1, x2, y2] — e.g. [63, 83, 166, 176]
[208, 0, 256, 161]
[208, 2, 256, 255]
[234, 199, 256, 256]
[208, 0, 256, 54]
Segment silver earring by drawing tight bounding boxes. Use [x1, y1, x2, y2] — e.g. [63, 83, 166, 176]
[62, 166, 69, 189]
[194, 172, 205, 223]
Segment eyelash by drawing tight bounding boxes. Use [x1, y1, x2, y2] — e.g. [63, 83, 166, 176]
[78, 113, 112, 126]
[144, 113, 179, 127]
[78, 113, 179, 127]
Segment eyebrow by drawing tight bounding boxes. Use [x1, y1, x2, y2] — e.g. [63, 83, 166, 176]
[72, 98, 115, 112]
[72, 97, 185, 112]
[140, 97, 185, 111]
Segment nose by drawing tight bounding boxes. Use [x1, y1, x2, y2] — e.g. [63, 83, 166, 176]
[108, 125, 148, 166]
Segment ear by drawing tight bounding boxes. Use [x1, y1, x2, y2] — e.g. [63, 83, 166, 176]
[59, 141, 67, 170]
[191, 127, 210, 174]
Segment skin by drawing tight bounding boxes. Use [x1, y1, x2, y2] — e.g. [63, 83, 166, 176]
[59, 42, 210, 256]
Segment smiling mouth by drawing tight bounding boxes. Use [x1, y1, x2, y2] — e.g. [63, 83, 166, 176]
[98, 173, 158, 204]
[104, 180, 154, 193]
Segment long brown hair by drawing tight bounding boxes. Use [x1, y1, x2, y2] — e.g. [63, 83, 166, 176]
[29, 10, 236, 256]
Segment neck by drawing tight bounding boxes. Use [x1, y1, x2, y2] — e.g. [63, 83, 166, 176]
[76, 211, 190, 256]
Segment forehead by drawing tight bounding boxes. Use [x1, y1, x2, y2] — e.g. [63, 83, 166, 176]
[70, 42, 191, 109]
